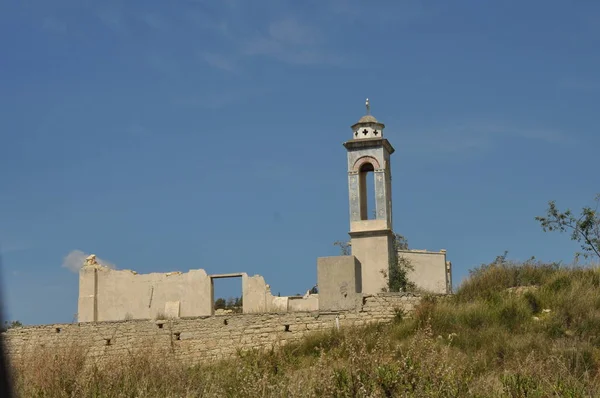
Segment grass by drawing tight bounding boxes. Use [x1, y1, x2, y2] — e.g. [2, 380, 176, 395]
[9, 260, 600, 397]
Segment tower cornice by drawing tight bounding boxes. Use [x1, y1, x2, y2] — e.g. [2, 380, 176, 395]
[343, 137, 395, 154]
[350, 119, 385, 130]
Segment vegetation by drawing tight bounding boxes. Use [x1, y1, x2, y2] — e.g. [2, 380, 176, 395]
[0, 320, 21, 333]
[333, 240, 351, 255]
[536, 194, 600, 260]
[386, 233, 415, 292]
[214, 297, 242, 313]
[13, 258, 600, 396]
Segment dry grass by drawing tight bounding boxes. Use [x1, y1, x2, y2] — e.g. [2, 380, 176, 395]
[10, 261, 600, 397]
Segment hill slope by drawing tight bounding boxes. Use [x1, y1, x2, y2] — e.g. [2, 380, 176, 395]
[12, 260, 600, 397]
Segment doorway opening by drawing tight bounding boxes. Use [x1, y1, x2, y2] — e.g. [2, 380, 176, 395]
[210, 273, 243, 315]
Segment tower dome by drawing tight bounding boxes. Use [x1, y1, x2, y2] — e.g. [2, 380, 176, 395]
[351, 98, 385, 139]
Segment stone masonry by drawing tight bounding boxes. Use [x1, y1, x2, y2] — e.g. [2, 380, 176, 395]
[3, 293, 420, 364]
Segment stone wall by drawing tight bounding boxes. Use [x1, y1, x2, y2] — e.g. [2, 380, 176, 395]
[3, 293, 420, 364]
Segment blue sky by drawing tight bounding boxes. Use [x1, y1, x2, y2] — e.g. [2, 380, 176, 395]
[1, 0, 599, 325]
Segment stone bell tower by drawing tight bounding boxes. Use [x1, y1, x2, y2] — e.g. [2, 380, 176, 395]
[344, 99, 395, 294]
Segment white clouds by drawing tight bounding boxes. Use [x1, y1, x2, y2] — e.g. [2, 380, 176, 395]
[62, 250, 116, 273]
[201, 52, 237, 73]
[267, 18, 319, 46]
[241, 36, 281, 57]
[95, 6, 168, 33]
[96, 8, 126, 33]
[186, 4, 344, 69]
[186, 10, 232, 37]
[478, 124, 569, 144]
[50, 2, 358, 70]
[400, 121, 573, 155]
[172, 85, 274, 110]
[239, 17, 343, 66]
[140, 13, 166, 30]
[328, 0, 430, 25]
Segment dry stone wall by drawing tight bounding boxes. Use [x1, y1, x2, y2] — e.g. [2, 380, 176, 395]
[3, 293, 421, 364]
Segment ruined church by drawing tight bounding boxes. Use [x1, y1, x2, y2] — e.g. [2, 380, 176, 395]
[77, 101, 452, 323]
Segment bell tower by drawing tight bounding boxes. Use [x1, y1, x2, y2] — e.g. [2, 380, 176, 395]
[344, 99, 395, 294]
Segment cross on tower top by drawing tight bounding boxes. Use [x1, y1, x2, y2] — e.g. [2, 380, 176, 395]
[351, 98, 385, 140]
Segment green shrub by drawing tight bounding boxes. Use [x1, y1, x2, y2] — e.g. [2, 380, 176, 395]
[501, 373, 541, 397]
[523, 291, 541, 314]
[455, 260, 560, 302]
[496, 298, 531, 332]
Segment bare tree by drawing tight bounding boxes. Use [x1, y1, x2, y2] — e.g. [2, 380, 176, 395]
[333, 240, 351, 255]
[536, 194, 600, 260]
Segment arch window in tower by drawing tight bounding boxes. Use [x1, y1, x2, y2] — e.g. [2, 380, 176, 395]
[358, 162, 377, 220]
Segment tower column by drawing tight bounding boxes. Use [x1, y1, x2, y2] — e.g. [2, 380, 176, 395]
[348, 172, 361, 221]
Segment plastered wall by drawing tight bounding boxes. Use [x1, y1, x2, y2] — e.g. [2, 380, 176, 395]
[317, 256, 362, 311]
[400, 249, 452, 294]
[350, 232, 394, 294]
[4, 293, 420, 364]
[78, 266, 213, 322]
[78, 264, 319, 322]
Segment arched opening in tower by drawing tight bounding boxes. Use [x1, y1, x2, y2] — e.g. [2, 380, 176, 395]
[358, 162, 376, 220]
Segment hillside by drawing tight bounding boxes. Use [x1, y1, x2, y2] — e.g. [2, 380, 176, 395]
[11, 259, 600, 397]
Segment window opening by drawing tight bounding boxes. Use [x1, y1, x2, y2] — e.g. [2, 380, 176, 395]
[358, 162, 376, 220]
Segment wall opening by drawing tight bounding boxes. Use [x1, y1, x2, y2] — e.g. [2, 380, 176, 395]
[358, 162, 376, 220]
[210, 275, 243, 316]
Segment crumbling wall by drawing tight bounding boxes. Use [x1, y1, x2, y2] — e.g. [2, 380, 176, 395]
[270, 296, 289, 312]
[78, 256, 320, 322]
[243, 275, 319, 313]
[78, 256, 212, 322]
[288, 295, 319, 312]
[242, 274, 273, 314]
[4, 293, 421, 365]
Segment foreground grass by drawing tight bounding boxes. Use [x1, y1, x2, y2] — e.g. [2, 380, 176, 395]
[10, 260, 600, 397]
